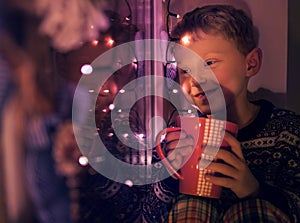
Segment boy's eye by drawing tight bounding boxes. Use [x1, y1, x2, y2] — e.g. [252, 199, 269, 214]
[204, 60, 218, 67]
[178, 67, 191, 74]
[183, 68, 191, 73]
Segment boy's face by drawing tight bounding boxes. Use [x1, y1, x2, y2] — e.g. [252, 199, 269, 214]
[177, 30, 249, 115]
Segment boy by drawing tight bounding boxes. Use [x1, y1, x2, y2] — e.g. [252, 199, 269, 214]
[162, 5, 300, 222]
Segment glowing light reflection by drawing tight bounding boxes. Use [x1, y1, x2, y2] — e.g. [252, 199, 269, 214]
[78, 156, 89, 166]
[109, 104, 115, 110]
[125, 180, 133, 187]
[81, 64, 93, 75]
[138, 134, 144, 139]
[106, 37, 114, 47]
[91, 40, 99, 46]
[181, 34, 191, 46]
[123, 133, 129, 138]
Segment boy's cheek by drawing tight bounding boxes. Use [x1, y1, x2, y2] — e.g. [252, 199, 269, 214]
[179, 75, 193, 92]
[180, 82, 190, 95]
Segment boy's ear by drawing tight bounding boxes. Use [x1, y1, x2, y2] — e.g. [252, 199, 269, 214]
[245, 48, 262, 77]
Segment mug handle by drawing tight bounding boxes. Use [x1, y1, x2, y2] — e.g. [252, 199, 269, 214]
[156, 127, 184, 180]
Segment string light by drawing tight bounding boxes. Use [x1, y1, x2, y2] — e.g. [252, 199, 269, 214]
[109, 104, 115, 110]
[105, 37, 114, 47]
[115, 59, 123, 68]
[91, 40, 99, 46]
[78, 156, 89, 166]
[90, 36, 115, 48]
[180, 34, 191, 46]
[132, 57, 138, 70]
[124, 0, 132, 23]
[123, 133, 129, 138]
[81, 64, 93, 75]
[166, 0, 180, 41]
[125, 180, 133, 187]
[138, 133, 145, 139]
[165, 0, 180, 90]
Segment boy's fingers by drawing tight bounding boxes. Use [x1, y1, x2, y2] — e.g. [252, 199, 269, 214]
[166, 136, 194, 150]
[171, 153, 183, 170]
[167, 144, 194, 160]
[223, 131, 244, 160]
[167, 150, 176, 161]
[178, 145, 194, 156]
[165, 129, 188, 142]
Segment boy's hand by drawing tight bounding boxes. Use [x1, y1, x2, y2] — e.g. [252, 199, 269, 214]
[205, 131, 260, 199]
[162, 128, 194, 172]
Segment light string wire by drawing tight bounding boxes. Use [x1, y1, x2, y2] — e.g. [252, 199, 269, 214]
[124, 0, 132, 22]
[166, 0, 180, 42]
[164, 0, 180, 89]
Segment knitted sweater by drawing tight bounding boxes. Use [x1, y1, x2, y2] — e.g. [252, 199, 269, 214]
[146, 100, 300, 222]
[80, 100, 300, 222]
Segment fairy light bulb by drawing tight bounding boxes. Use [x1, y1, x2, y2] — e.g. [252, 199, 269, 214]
[181, 34, 191, 46]
[109, 104, 115, 110]
[78, 156, 89, 166]
[125, 180, 133, 187]
[106, 37, 114, 47]
[81, 64, 93, 75]
[91, 40, 99, 46]
[132, 58, 138, 70]
[123, 133, 129, 138]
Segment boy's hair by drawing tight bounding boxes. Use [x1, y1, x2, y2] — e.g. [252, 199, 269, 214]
[172, 5, 259, 55]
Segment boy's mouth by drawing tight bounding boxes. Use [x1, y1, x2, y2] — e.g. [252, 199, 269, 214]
[192, 88, 217, 99]
[193, 92, 206, 97]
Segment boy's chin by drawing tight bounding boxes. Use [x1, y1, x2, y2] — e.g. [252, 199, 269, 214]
[193, 105, 211, 116]
[197, 106, 228, 120]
